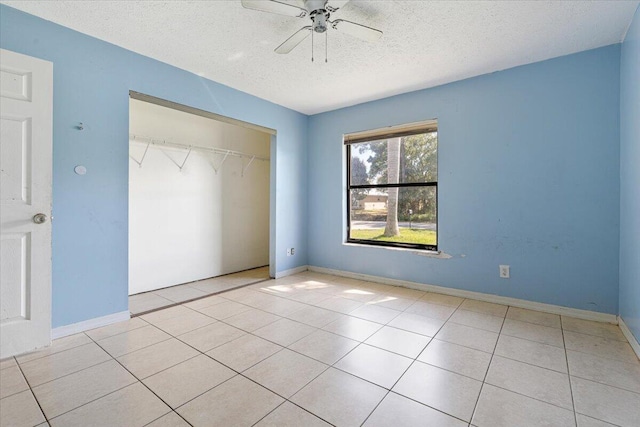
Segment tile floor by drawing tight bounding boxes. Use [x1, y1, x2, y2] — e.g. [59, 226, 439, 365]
[129, 266, 270, 315]
[2, 271, 639, 427]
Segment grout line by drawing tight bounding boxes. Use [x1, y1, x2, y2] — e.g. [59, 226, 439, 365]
[0, 368, 31, 401]
[358, 335, 430, 360]
[162, 340, 327, 423]
[480, 382, 576, 414]
[13, 357, 49, 423]
[503, 314, 563, 330]
[141, 412, 185, 427]
[355, 366, 409, 425]
[148, 346, 249, 410]
[446, 319, 503, 334]
[414, 358, 487, 383]
[87, 334, 195, 427]
[223, 311, 284, 332]
[498, 329, 565, 348]
[273, 400, 337, 426]
[490, 332, 564, 351]
[15, 341, 124, 386]
[160, 309, 327, 387]
[20, 357, 116, 393]
[562, 342, 638, 365]
[182, 298, 229, 311]
[214, 346, 287, 375]
[486, 350, 568, 375]
[469, 310, 507, 425]
[143, 316, 218, 338]
[100, 333, 175, 359]
[573, 412, 624, 427]
[118, 351, 202, 382]
[562, 328, 633, 344]
[0, 357, 17, 371]
[248, 400, 289, 426]
[85, 317, 151, 341]
[358, 302, 461, 426]
[427, 335, 495, 356]
[46, 381, 142, 424]
[378, 390, 472, 426]
[354, 392, 390, 425]
[15, 338, 93, 366]
[15, 334, 93, 365]
[567, 373, 640, 397]
[238, 360, 331, 412]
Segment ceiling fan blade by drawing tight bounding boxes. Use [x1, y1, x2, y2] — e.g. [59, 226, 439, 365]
[241, 0, 307, 18]
[275, 26, 312, 54]
[326, 0, 350, 12]
[332, 19, 382, 42]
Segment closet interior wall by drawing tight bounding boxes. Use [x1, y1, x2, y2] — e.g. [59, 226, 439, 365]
[128, 98, 270, 295]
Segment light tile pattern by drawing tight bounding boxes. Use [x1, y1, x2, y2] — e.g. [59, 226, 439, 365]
[335, 344, 413, 388]
[244, 349, 327, 398]
[129, 266, 270, 315]
[418, 338, 492, 381]
[500, 317, 565, 347]
[363, 391, 467, 426]
[143, 355, 235, 408]
[254, 401, 330, 426]
[393, 361, 483, 422]
[2, 270, 639, 427]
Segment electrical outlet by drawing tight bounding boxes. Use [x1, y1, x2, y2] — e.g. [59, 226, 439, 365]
[499, 265, 510, 279]
[291, 248, 295, 256]
[286, 248, 291, 256]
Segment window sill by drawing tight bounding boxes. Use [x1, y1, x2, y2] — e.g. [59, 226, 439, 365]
[342, 242, 452, 259]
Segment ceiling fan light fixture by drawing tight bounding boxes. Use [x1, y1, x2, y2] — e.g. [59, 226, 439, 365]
[310, 10, 329, 33]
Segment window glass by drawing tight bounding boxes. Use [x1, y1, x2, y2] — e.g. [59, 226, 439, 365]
[347, 126, 437, 250]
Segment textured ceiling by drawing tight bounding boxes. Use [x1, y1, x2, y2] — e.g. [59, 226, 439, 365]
[3, 0, 638, 114]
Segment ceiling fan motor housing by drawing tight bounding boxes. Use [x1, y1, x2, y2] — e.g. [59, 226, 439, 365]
[306, 0, 330, 33]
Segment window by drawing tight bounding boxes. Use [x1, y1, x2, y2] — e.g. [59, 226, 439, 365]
[346, 120, 438, 251]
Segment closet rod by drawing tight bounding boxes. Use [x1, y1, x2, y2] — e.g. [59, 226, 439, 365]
[129, 133, 270, 162]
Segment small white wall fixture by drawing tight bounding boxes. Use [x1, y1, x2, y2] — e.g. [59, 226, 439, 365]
[128, 98, 271, 295]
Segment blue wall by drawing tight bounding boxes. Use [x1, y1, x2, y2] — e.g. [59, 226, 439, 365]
[308, 46, 621, 314]
[620, 5, 640, 341]
[0, 5, 309, 328]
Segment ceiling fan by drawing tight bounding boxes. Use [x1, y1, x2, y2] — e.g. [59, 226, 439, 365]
[241, 0, 383, 61]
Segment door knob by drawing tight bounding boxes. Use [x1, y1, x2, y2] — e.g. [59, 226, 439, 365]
[33, 213, 48, 224]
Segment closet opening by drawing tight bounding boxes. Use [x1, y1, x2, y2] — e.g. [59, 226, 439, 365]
[127, 92, 274, 315]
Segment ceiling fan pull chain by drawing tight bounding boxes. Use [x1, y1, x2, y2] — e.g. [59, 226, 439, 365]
[325, 30, 328, 63]
[311, 27, 314, 62]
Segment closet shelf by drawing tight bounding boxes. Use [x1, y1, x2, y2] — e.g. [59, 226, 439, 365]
[129, 133, 269, 172]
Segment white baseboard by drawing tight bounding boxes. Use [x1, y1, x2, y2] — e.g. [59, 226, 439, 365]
[619, 316, 640, 360]
[51, 310, 131, 340]
[275, 265, 309, 279]
[308, 266, 618, 324]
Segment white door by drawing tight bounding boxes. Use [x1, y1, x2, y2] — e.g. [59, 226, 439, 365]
[0, 49, 53, 358]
